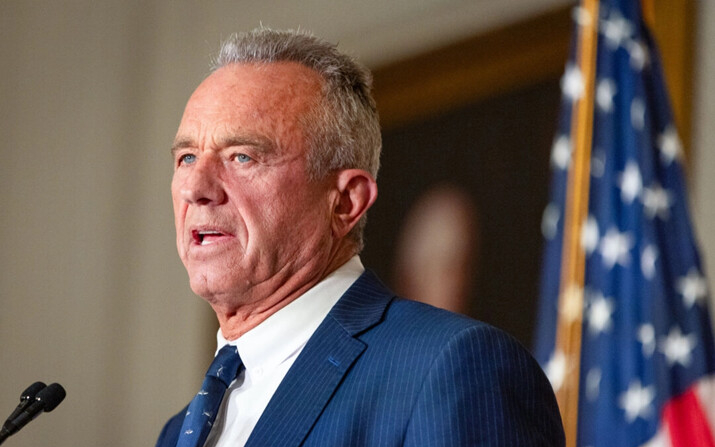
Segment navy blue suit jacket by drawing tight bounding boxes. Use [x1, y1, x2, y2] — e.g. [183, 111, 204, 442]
[156, 271, 564, 446]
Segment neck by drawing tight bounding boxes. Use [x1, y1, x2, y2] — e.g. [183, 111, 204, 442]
[212, 243, 356, 340]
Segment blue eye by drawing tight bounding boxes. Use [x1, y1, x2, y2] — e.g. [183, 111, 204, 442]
[179, 154, 196, 165]
[235, 153, 252, 163]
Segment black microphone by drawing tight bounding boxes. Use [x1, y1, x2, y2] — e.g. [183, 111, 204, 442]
[3, 382, 46, 426]
[0, 383, 65, 444]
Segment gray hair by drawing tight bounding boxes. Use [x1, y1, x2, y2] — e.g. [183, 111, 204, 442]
[212, 28, 381, 251]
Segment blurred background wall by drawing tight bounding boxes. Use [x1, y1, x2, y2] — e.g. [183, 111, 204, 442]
[0, 1, 712, 445]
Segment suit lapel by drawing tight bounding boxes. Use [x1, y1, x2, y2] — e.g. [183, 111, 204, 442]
[245, 270, 394, 447]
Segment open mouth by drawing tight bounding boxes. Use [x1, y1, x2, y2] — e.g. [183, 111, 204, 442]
[192, 230, 226, 246]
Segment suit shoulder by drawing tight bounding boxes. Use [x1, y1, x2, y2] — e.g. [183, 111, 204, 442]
[388, 299, 558, 384]
[383, 301, 564, 446]
[383, 297, 516, 346]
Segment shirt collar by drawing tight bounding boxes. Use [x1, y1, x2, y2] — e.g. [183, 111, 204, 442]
[216, 256, 364, 370]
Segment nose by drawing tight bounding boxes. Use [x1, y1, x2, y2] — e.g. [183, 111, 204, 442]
[177, 156, 226, 205]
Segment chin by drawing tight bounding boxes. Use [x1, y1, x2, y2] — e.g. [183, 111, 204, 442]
[187, 269, 243, 302]
[188, 280, 213, 302]
[188, 271, 220, 299]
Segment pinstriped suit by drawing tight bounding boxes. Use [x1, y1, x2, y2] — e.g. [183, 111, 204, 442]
[156, 270, 565, 446]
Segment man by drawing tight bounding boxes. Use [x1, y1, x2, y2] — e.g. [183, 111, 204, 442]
[157, 29, 564, 447]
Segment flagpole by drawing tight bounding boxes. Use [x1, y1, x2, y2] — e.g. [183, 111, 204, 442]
[641, 0, 656, 30]
[554, 0, 599, 446]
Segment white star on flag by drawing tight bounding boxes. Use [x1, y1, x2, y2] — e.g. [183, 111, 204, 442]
[586, 292, 615, 335]
[657, 125, 682, 166]
[599, 227, 634, 268]
[618, 161, 643, 204]
[626, 39, 650, 71]
[638, 323, 656, 357]
[561, 64, 585, 102]
[619, 379, 655, 423]
[586, 368, 602, 402]
[541, 203, 560, 240]
[596, 78, 617, 112]
[581, 215, 600, 255]
[601, 11, 633, 49]
[676, 268, 708, 308]
[545, 350, 567, 392]
[642, 183, 673, 220]
[659, 326, 697, 367]
[591, 148, 606, 178]
[640, 244, 659, 280]
[551, 135, 572, 170]
[631, 98, 646, 130]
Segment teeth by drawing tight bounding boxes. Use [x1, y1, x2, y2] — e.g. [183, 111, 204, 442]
[198, 230, 222, 246]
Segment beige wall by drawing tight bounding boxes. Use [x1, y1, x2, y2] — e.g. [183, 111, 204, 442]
[0, 2, 216, 446]
[693, 0, 715, 317]
[1, 1, 713, 446]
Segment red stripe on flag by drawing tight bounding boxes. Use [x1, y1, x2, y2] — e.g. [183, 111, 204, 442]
[663, 387, 715, 447]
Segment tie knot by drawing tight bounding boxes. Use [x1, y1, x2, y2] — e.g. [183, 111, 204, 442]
[207, 344, 242, 387]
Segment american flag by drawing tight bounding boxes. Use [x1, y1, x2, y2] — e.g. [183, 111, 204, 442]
[534, 1, 715, 446]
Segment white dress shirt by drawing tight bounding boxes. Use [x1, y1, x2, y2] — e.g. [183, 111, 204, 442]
[203, 256, 364, 447]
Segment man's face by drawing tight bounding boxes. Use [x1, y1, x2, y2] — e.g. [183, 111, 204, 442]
[171, 62, 335, 304]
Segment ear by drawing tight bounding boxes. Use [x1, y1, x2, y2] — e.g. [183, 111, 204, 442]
[331, 169, 378, 239]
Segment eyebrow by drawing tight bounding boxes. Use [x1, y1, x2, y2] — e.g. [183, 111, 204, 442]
[170, 134, 276, 157]
[219, 135, 275, 153]
[170, 137, 194, 157]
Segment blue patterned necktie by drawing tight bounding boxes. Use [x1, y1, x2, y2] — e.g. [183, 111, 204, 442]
[176, 344, 243, 447]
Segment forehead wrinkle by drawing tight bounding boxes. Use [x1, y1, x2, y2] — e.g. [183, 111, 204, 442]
[173, 63, 322, 161]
